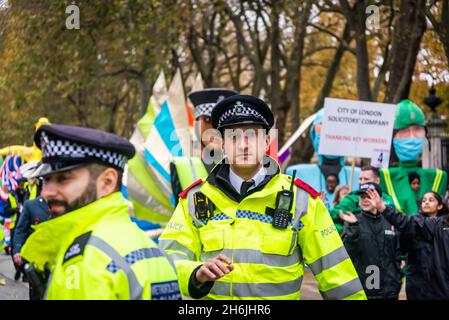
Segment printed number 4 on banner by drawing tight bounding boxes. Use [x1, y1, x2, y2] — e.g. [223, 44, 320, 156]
[371, 149, 390, 168]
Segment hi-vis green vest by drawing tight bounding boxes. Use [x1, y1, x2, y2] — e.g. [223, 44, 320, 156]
[8, 194, 18, 229]
[172, 157, 208, 190]
[380, 165, 447, 215]
[159, 173, 366, 300]
[25, 183, 38, 201]
[0, 225, 5, 251]
[21, 192, 181, 300]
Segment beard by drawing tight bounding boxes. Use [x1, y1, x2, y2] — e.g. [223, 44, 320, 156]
[47, 179, 98, 217]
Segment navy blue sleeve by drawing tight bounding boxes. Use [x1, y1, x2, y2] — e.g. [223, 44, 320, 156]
[12, 201, 32, 255]
[381, 207, 438, 243]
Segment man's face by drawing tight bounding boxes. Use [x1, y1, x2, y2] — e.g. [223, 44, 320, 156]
[394, 125, 425, 139]
[222, 124, 269, 171]
[359, 170, 379, 185]
[359, 192, 376, 212]
[41, 166, 97, 216]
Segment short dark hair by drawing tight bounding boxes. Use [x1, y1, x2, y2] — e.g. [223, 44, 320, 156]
[325, 173, 339, 183]
[408, 172, 420, 184]
[361, 166, 380, 178]
[86, 163, 123, 192]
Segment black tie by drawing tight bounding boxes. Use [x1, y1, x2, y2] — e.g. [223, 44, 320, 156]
[240, 179, 255, 195]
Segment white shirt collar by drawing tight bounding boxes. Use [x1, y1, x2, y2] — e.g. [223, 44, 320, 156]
[229, 166, 266, 194]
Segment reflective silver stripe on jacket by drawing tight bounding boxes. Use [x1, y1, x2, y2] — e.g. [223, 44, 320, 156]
[188, 158, 197, 181]
[159, 239, 196, 261]
[320, 277, 364, 300]
[187, 184, 205, 227]
[292, 188, 309, 230]
[210, 277, 303, 297]
[308, 246, 350, 275]
[201, 248, 300, 267]
[88, 235, 144, 300]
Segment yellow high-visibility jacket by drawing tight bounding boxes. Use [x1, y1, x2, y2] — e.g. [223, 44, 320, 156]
[159, 159, 366, 300]
[25, 182, 38, 201]
[21, 192, 180, 300]
[8, 194, 18, 230]
[0, 226, 5, 251]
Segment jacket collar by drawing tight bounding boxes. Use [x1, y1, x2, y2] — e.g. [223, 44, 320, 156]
[229, 165, 266, 194]
[206, 156, 280, 203]
[20, 192, 128, 271]
[398, 160, 419, 168]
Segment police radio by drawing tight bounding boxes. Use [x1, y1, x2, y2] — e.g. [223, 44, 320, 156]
[272, 170, 296, 229]
[193, 192, 215, 220]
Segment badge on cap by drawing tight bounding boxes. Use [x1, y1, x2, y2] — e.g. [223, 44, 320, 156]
[234, 101, 244, 115]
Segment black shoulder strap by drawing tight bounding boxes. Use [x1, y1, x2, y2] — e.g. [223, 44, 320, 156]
[62, 231, 92, 265]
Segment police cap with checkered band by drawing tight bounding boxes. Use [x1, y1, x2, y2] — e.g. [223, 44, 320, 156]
[32, 124, 135, 177]
[188, 88, 238, 119]
[211, 94, 274, 131]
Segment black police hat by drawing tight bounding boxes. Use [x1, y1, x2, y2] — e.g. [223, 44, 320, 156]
[355, 182, 383, 197]
[188, 88, 238, 119]
[211, 94, 274, 131]
[32, 124, 136, 177]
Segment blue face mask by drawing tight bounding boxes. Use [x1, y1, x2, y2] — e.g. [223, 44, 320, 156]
[393, 137, 425, 162]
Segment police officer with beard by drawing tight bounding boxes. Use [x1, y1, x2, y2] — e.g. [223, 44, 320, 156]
[21, 124, 180, 300]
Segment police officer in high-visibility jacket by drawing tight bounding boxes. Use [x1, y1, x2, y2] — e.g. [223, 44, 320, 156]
[20, 124, 180, 300]
[159, 95, 366, 300]
[170, 88, 237, 206]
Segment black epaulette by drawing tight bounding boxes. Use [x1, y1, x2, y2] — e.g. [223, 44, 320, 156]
[63, 231, 92, 265]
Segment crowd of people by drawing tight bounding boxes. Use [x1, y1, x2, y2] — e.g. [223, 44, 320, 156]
[0, 91, 448, 300]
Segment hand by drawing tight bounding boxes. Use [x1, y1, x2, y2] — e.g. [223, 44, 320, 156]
[320, 192, 329, 206]
[339, 211, 358, 224]
[320, 192, 327, 202]
[13, 253, 23, 265]
[195, 254, 234, 283]
[366, 189, 384, 212]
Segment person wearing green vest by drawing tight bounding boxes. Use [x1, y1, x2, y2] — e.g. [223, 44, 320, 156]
[160, 94, 366, 300]
[0, 223, 5, 252]
[330, 166, 396, 234]
[3, 179, 27, 280]
[170, 88, 237, 206]
[20, 124, 180, 300]
[24, 177, 40, 202]
[379, 100, 447, 215]
[4, 179, 27, 230]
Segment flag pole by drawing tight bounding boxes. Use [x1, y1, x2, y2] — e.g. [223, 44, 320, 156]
[349, 159, 356, 193]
